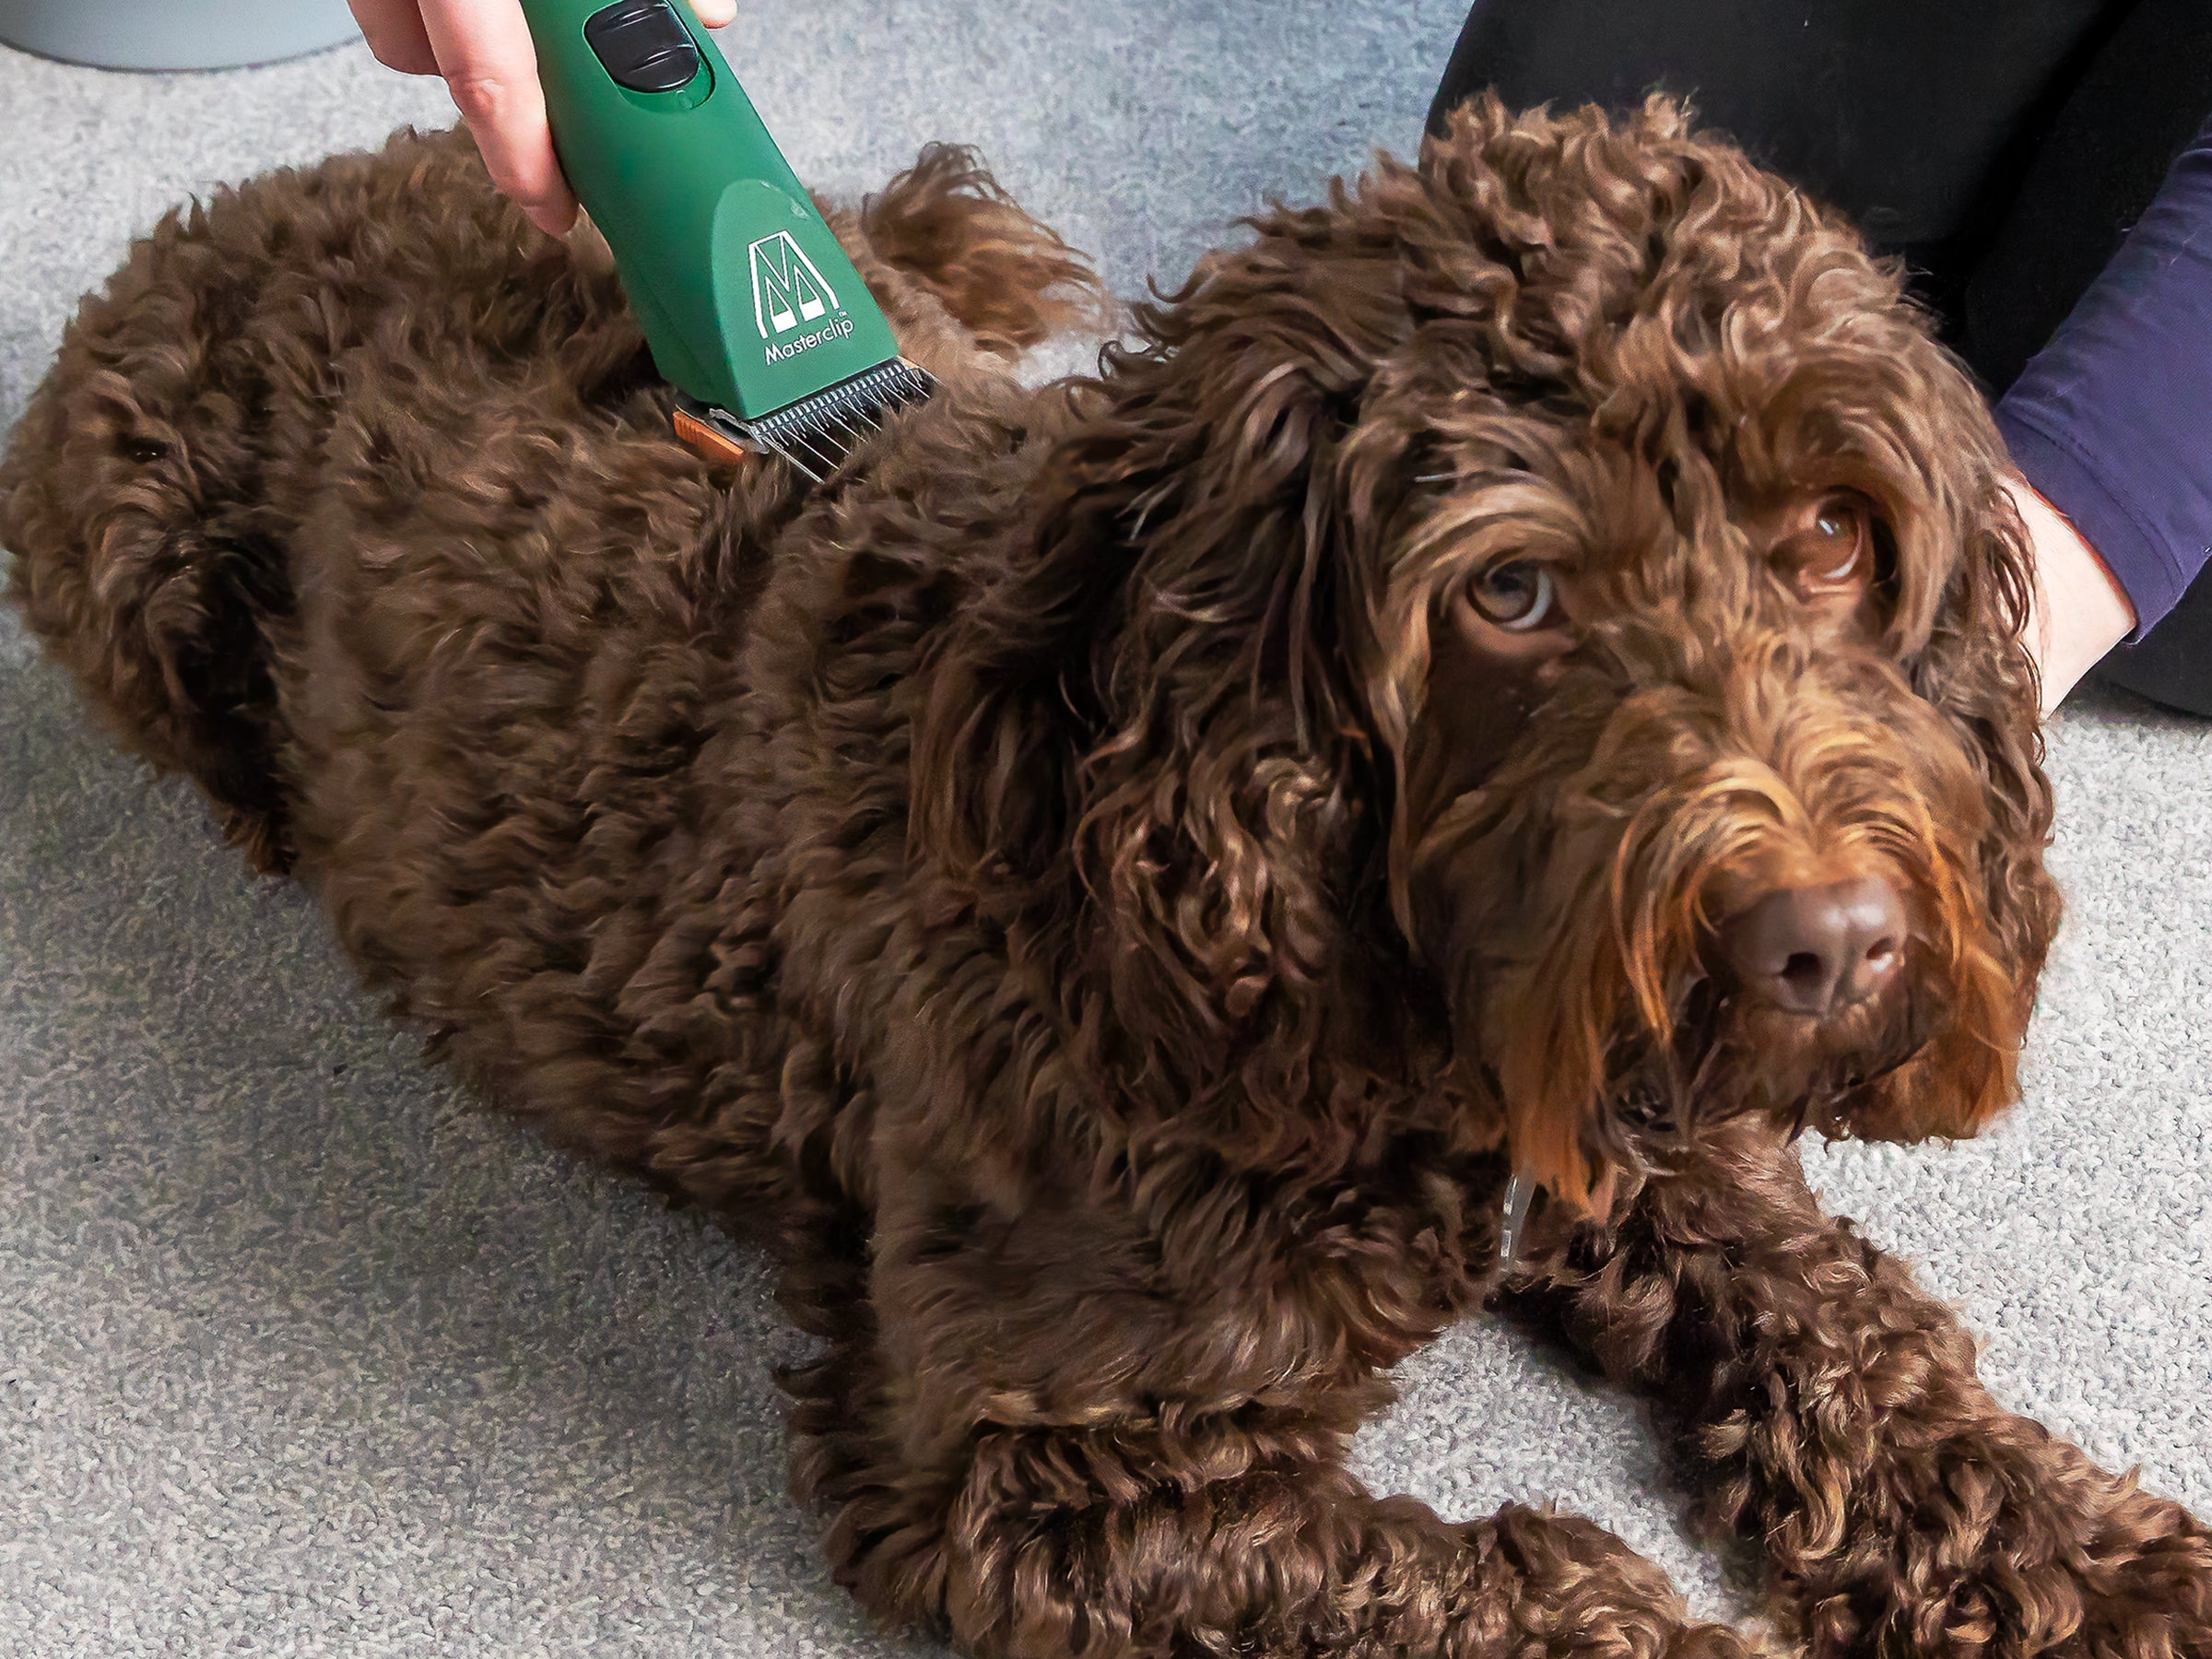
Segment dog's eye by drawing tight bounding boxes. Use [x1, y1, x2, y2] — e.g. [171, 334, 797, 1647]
[1810, 502, 1863, 578]
[1466, 561, 1558, 631]
[1781, 494, 1871, 590]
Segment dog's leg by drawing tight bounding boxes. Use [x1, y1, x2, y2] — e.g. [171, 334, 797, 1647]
[1504, 1121, 2211, 1659]
[776, 1181, 1758, 1659]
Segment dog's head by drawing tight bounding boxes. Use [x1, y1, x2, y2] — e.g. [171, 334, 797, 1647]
[917, 95, 2058, 1198]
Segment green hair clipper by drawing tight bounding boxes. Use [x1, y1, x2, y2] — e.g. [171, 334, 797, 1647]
[517, 0, 934, 479]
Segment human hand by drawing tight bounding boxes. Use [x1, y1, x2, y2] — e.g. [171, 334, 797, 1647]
[349, 0, 738, 236]
[2005, 477, 2136, 713]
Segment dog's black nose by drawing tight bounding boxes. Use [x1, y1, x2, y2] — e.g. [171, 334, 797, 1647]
[1718, 876, 1906, 1016]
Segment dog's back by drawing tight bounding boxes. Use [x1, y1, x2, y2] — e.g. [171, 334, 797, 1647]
[0, 124, 1100, 1186]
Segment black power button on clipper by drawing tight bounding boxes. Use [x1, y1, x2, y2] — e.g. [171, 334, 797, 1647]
[582, 0, 702, 94]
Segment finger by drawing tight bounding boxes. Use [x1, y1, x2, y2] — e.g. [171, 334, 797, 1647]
[348, 0, 438, 75]
[686, 0, 738, 27]
[418, 0, 577, 236]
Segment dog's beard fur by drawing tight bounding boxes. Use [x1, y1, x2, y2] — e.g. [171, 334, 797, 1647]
[1408, 632, 2030, 1210]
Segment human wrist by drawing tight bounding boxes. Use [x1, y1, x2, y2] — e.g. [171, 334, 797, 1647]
[2004, 475, 2136, 713]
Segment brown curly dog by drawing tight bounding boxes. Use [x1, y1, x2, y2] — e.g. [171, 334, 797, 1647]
[5, 92, 2207, 1659]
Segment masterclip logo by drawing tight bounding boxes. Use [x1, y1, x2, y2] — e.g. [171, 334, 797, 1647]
[762, 317, 855, 364]
[747, 230, 837, 337]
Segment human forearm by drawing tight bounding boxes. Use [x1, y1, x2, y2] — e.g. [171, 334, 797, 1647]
[2009, 476, 2136, 713]
[1996, 112, 2212, 708]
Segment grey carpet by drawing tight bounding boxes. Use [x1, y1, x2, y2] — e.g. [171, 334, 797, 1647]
[1, 8, 2207, 1654]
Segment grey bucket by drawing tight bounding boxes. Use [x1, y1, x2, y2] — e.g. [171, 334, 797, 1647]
[0, 0, 362, 70]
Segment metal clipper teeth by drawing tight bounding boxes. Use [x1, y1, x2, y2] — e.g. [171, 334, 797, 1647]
[674, 359, 936, 483]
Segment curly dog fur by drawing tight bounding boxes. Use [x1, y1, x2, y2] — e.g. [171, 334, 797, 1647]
[6, 95, 2207, 1659]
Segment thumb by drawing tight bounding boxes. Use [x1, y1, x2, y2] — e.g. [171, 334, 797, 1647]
[686, 0, 737, 28]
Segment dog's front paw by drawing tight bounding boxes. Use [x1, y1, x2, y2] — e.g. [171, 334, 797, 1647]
[1445, 1506, 1768, 1659]
[2073, 1513, 2212, 1659]
[1660, 1625, 1776, 1659]
[1792, 1449, 2212, 1659]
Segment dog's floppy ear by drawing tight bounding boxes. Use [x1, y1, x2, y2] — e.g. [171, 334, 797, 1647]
[1855, 476, 2060, 1140]
[912, 200, 1418, 1121]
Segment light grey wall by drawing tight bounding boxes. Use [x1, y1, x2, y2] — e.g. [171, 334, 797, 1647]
[0, 0, 359, 72]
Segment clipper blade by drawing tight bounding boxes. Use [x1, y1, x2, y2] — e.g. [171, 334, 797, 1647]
[672, 359, 935, 482]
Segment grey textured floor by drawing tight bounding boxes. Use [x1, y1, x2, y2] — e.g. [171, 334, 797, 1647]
[2, 8, 2207, 1656]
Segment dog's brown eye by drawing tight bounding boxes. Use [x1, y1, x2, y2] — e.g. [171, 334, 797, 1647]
[1466, 561, 1558, 631]
[1811, 503, 1862, 576]
[1781, 495, 1870, 589]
